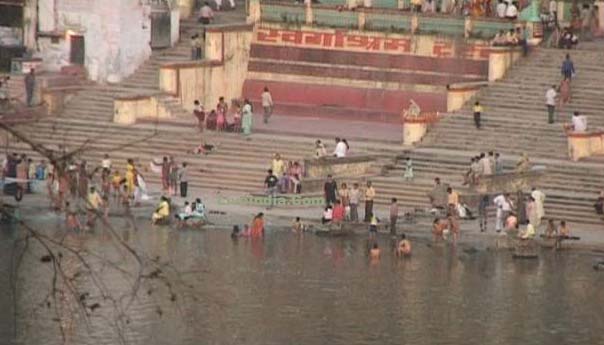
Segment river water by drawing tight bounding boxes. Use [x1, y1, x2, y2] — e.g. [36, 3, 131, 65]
[2, 218, 604, 345]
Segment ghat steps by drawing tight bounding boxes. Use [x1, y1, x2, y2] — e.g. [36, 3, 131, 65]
[8, 115, 604, 225]
[422, 48, 604, 160]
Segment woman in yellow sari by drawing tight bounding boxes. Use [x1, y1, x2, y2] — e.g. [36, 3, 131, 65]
[125, 159, 136, 196]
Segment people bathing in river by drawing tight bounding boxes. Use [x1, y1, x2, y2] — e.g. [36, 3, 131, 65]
[152, 196, 171, 225]
[176, 201, 193, 228]
[369, 243, 380, 260]
[231, 225, 240, 240]
[396, 233, 412, 256]
[519, 220, 536, 240]
[558, 220, 570, 238]
[250, 213, 265, 237]
[322, 206, 333, 224]
[292, 217, 305, 233]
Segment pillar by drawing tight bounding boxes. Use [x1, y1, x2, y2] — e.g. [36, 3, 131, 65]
[306, 1, 314, 25]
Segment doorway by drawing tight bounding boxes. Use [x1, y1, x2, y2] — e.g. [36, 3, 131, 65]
[69, 35, 85, 65]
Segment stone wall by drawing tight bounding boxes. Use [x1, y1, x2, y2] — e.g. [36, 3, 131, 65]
[36, 0, 153, 83]
[304, 155, 376, 179]
[159, 25, 254, 112]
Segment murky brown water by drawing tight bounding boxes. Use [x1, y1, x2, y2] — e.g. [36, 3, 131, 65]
[2, 215, 604, 345]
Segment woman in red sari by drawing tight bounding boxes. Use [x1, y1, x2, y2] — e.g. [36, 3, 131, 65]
[251, 212, 265, 237]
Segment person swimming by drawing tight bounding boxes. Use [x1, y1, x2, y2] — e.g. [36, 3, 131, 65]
[292, 217, 304, 233]
[369, 243, 380, 260]
[397, 233, 412, 256]
[231, 225, 240, 240]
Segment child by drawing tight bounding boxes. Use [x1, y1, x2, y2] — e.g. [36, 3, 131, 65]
[403, 157, 414, 181]
[369, 214, 379, 239]
[369, 243, 380, 260]
[65, 201, 82, 232]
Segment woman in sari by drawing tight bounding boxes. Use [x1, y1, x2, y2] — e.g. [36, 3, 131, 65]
[559, 77, 571, 108]
[216, 97, 227, 131]
[250, 212, 264, 237]
[241, 99, 253, 137]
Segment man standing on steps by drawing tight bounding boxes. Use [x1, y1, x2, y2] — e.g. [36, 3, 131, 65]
[179, 162, 189, 198]
[264, 169, 278, 209]
[24, 69, 35, 107]
[545, 85, 557, 124]
[323, 175, 337, 206]
[261, 87, 274, 124]
[364, 181, 375, 222]
[473, 101, 483, 129]
[561, 54, 575, 80]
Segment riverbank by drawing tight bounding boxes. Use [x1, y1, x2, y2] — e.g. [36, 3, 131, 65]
[2, 183, 604, 253]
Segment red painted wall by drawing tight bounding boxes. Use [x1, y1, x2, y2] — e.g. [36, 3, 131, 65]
[243, 79, 446, 123]
[250, 44, 488, 76]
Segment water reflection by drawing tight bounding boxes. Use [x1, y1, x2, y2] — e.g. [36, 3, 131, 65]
[2, 221, 604, 345]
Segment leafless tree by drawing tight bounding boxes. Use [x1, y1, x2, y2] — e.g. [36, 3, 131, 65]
[1, 119, 198, 345]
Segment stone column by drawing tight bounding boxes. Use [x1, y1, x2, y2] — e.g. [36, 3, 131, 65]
[306, 1, 314, 25]
[596, 1, 604, 35]
[411, 14, 418, 33]
[22, 0, 38, 51]
[358, 11, 366, 30]
[247, 0, 261, 23]
[464, 17, 473, 38]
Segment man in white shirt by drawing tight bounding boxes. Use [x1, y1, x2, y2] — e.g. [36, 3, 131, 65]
[505, 2, 518, 19]
[479, 153, 492, 176]
[261, 86, 274, 124]
[101, 154, 111, 173]
[496, 0, 507, 18]
[333, 137, 347, 158]
[571, 111, 587, 132]
[493, 193, 513, 232]
[545, 85, 557, 124]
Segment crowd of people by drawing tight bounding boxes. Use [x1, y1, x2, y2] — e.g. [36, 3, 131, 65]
[193, 95, 264, 138]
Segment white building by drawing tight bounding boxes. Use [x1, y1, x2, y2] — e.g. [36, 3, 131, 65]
[35, 0, 179, 83]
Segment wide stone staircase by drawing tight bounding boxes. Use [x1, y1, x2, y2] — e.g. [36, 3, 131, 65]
[3, 25, 603, 228]
[411, 47, 604, 224]
[422, 48, 604, 159]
